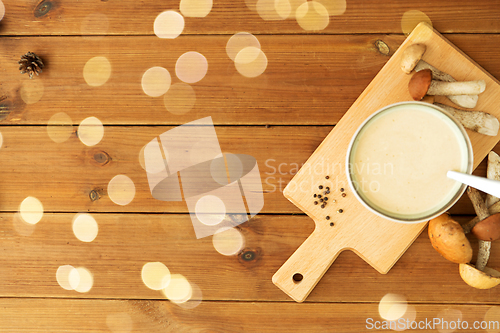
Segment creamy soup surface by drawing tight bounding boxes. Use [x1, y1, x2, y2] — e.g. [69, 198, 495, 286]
[349, 105, 469, 219]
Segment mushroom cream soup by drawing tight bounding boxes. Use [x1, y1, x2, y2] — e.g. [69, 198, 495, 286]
[348, 103, 471, 221]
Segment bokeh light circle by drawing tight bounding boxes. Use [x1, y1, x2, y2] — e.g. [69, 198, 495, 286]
[142, 139, 168, 174]
[47, 112, 73, 143]
[195, 195, 226, 226]
[296, 1, 329, 31]
[164, 83, 196, 115]
[108, 175, 136, 206]
[213, 227, 245, 256]
[163, 274, 193, 303]
[234, 47, 268, 78]
[378, 293, 408, 321]
[180, 0, 213, 17]
[436, 308, 462, 333]
[72, 213, 98, 242]
[141, 262, 172, 291]
[69, 267, 94, 293]
[256, 0, 284, 20]
[154, 11, 185, 39]
[19, 196, 44, 225]
[20, 79, 44, 104]
[83, 56, 112, 87]
[78, 116, 104, 146]
[175, 52, 208, 84]
[401, 10, 432, 36]
[226, 32, 261, 61]
[484, 307, 500, 333]
[56, 265, 77, 291]
[142, 67, 172, 97]
[0, 1, 5, 22]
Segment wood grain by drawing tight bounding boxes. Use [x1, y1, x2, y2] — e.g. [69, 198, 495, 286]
[0, 35, 500, 125]
[1, 212, 500, 304]
[1, 0, 500, 35]
[0, 125, 497, 215]
[0, 298, 496, 332]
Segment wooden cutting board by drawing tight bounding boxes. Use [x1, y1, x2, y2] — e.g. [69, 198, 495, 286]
[272, 22, 500, 302]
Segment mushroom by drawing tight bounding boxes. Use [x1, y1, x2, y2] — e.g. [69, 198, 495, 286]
[415, 61, 479, 109]
[462, 152, 500, 232]
[472, 213, 500, 241]
[400, 44, 479, 108]
[428, 213, 473, 264]
[409, 69, 486, 100]
[434, 103, 499, 136]
[486, 151, 500, 207]
[401, 44, 427, 74]
[459, 187, 500, 289]
[459, 264, 500, 289]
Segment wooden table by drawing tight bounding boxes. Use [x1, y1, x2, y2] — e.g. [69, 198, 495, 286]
[1, 1, 500, 332]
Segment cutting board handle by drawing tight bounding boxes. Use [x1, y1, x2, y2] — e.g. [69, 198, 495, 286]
[272, 228, 345, 302]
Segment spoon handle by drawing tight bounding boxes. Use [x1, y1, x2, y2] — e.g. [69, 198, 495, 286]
[447, 171, 500, 198]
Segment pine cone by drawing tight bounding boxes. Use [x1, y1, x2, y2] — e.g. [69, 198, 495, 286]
[18, 52, 44, 79]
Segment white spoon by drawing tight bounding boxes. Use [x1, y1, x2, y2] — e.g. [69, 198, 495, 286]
[447, 170, 500, 198]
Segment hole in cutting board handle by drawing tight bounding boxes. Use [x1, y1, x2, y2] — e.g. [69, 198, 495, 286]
[292, 273, 303, 283]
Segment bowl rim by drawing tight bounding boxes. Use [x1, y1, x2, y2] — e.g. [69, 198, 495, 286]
[345, 101, 474, 224]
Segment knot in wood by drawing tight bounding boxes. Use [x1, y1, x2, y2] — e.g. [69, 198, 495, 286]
[241, 250, 256, 261]
[34, 0, 53, 18]
[375, 40, 390, 56]
[89, 189, 102, 201]
[93, 151, 111, 166]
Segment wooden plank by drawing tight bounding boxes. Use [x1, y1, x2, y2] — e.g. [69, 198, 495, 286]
[1, 0, 500, 35]
[0, 125, 496, 215]
[0, 125, 330, 214]
[0, 298, 497, 332]
[1, 212, 500, 304]
[0, 34, 500, 125]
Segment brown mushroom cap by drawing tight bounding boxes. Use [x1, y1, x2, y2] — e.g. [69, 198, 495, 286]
[472, 213, 500, 241]
[428, 213, 473, 264]
[408, 69, 432, 101]
[459, 263, 500, 289]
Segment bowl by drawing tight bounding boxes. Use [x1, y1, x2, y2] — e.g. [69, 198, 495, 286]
[346, 101, 473, 223]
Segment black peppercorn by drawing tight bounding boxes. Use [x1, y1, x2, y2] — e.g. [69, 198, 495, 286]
[321, 204, 325, 208]
[337, 209, 343, 213]
[319, 185, 323, 189]
[324, 197, 328, 201]
[314, 194, 317, 198]
[325, 176, 329, 179]
[326, 216, 330, 220]
[340, 188, 345, 192]
[342, 193, 347, 197]
[330, 222, 334, 226]
[314, 201, 318, 205]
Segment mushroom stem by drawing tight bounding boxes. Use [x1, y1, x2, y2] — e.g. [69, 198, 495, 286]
[415, 60, 479, 108]
[428, 80, 486, 96]
[468, 187, 489, 220]
[486, 151, 500, 207]
[467, 187, 492, 271]
[476, 241, 491, 271]
[415, 60, 454, 82]
[434, 103, 499, 136]
[463, 191, 500, 233]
